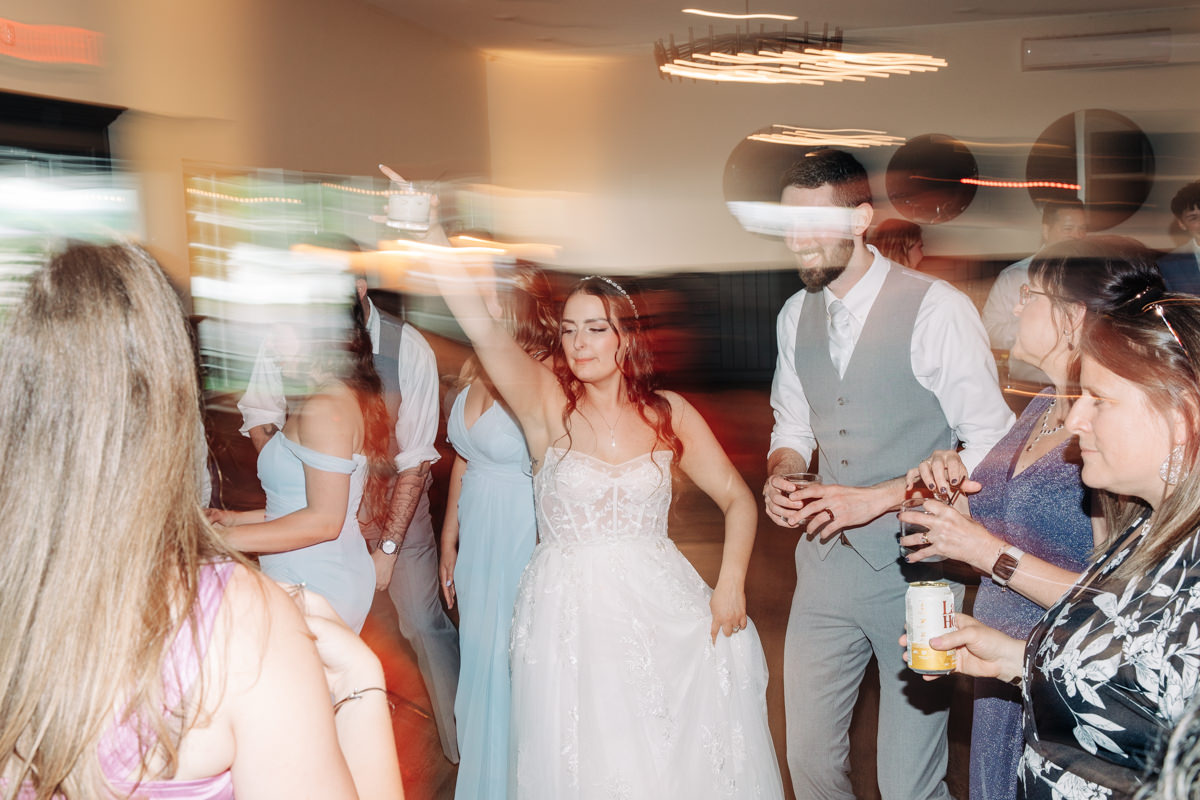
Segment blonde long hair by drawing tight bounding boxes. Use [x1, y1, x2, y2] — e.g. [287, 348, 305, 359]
[0, 244, 244, 798]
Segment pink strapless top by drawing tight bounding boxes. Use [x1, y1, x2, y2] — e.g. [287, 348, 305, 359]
[96, 561, 236, 799]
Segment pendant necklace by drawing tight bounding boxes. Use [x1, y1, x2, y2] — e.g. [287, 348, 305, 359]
[590, 402, 625, 449]
[1025, 396, 1066, 452]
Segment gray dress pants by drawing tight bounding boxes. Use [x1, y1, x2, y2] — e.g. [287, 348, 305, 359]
[386, 487, 461, 762]
[784, 540, 958, 800]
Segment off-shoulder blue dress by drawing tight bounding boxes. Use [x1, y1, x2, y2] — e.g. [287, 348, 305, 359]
[257, 431, 373, 632]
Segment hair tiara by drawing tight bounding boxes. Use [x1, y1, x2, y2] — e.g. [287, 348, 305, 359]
[581, 274, 639, 320]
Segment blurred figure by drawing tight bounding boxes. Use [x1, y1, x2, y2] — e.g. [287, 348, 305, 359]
[0, 243, 402, 799]
[903, 238, 1165, 800]
[212, 300, 391, 634]
[239, 237, 461, 762]
[430, 265, 784, 797]
[763, 149, 1013, 800]
[981, 199, 1088, 385]
[1159, 180, 1200, 294]
[438, 262, 557, 799]
[916, 292, 1200, 799]
[868, 218, 925, 269]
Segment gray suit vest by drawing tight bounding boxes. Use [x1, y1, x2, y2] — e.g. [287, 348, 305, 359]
[794, 267, 954, 570]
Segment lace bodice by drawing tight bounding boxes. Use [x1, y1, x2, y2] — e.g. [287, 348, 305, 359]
[534, 447, 673, 546]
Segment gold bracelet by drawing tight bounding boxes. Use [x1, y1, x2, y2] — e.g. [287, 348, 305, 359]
[332, 686, 392, 714]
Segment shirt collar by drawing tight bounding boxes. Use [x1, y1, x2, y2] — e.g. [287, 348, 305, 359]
[822, 244, 890, 324]
[364, 296, 381, 355]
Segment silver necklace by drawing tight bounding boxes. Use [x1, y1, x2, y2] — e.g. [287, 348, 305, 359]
[589, 402, 625, 449]
[1025, 396, 1066, 452]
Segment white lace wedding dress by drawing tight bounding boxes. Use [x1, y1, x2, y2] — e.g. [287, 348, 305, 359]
[509, 447, 784, 799]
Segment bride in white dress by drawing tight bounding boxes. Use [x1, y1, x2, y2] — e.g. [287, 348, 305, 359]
[438, 269, 784, 799]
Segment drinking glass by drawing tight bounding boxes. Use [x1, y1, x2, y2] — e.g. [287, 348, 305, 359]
[898, 496, 945, 562]
[783, 472, 821, 531]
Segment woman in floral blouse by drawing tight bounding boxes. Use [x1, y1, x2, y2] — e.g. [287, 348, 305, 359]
[909, 290, 1200, 799]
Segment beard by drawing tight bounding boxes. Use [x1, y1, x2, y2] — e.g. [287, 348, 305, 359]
[798, 265, 846, 292]
[794, 237, 854, 291]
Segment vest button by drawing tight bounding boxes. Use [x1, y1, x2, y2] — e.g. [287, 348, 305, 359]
[838, 429, 847, 436]
[840, 459, 849, 467]
[836, 397, 846, 406]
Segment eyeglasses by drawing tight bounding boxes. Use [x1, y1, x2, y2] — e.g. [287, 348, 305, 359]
[1018, 284, 1049, 306]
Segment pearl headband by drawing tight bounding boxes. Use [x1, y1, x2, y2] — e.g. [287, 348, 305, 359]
[581, 274, 639, 320]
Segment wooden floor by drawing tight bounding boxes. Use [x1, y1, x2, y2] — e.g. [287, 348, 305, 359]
[350, 385, 976, 800]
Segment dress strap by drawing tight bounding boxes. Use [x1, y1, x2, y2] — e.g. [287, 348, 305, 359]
[276, 432, 361, 474]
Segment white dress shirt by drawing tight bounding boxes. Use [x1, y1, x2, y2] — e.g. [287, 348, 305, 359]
[238, 297, 441, 472]
[769, 246, 1014, 475]
[981, 256, 1032, 351]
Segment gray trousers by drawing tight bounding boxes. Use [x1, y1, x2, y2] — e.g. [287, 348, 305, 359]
[784, 541, 958, 800]
[384, 488, 461, 762]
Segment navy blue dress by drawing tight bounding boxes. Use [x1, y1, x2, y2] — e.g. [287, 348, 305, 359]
[968, 389, 1095, 800]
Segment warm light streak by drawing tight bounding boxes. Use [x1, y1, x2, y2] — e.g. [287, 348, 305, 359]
[660, 48, 946, 85]
[961, 178, 1082, 190]
[186, 187, 303, 205]
[748, 125, 904, 149]
[682, 8, 798, 20]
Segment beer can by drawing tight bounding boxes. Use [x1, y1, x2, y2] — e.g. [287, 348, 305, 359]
[906, 581, 956, 675]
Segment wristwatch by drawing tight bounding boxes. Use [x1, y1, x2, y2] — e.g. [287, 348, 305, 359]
[379, 538, 399, 556]
[991, 545, 1025, 587]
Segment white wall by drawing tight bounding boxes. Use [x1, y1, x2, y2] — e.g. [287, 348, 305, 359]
[0, 0, 491, 287]
[486, 8, 1200, 272]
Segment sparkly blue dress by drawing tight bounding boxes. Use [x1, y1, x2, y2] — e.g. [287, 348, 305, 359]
[256, 432, 373, 633]
[968, 388, 1095, 800]
[446, 385, 537, 800]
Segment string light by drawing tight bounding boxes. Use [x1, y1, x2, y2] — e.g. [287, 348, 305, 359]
[186, 188, 302, 205]
[961, 178, 1082, 190]
[319, 182, 392, 196]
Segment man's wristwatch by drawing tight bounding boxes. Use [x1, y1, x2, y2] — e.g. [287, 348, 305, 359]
[991, 544, 1025, 587]
[379, 538, 399, 556]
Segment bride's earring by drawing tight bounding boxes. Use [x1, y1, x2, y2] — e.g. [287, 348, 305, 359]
[1064, 328, 1075, 351]
[1160, 443, 1188, 485]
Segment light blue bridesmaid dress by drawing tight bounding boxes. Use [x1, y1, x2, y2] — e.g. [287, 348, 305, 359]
[447, 384, 537, 799]
[256, 431, 374, 633]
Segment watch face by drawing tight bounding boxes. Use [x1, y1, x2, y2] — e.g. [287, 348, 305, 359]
[994, 554, 1019, 582]
[380, 539, 398, 555]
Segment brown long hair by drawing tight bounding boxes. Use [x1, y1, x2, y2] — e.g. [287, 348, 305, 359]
[1079, 293, 1200, 576]
[552, 276, 683, 461]
[0, 244, 246, 797]
[458, 261, 558, 388]
[343, 298, 394, 526]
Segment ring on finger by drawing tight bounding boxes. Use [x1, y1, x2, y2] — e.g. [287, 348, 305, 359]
[920, 532, 930, 546]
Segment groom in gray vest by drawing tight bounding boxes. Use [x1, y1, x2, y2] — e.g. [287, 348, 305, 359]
[763, 149, 1013, 799]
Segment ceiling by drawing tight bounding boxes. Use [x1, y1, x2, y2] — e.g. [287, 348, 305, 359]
[366, 0, 1200, 55]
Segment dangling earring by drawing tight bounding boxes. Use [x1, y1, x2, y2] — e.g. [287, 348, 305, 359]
[1064, 329, 1075, 351]
[1160, 443, 1188, 485]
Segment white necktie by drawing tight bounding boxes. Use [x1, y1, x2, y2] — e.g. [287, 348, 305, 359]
[828, 298, 853, 378]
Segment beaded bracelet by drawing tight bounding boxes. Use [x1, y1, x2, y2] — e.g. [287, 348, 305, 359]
[333, 686, 391, 714]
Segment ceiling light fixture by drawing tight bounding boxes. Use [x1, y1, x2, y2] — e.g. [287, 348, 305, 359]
[748, 125, 903, 148]
[654, 20, 947, 85]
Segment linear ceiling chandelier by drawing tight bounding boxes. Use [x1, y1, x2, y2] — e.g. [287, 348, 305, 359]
[654, 19, 947, 85]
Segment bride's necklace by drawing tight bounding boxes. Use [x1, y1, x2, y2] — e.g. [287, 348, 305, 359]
[1025, 396, 1066, 452]
[588, 402, 625, 449]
